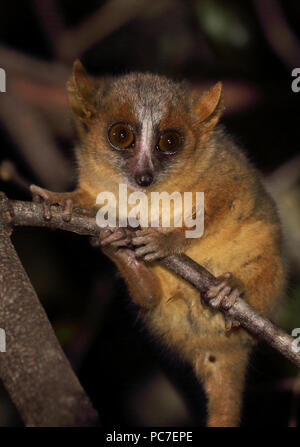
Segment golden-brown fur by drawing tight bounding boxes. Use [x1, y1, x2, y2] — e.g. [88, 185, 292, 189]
[33, 61, 286, 426]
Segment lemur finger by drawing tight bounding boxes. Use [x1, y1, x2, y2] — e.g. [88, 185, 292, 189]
[135, 244, 156, 257]
[62, 199, 73, 222]
[222, 288, 240, 310]
[110, 237, 132, 248]
[223, 289, 241, 331]
[206, 281, 229, 298]
[211, 272, 231, 287]
[30, 184, 47, 201]
[132, 235, 153, 246]
[134, 229, 150, 237]
[30, 184, 51, 218]
[100, 228, 126, 246]
[99, 228, 112, 240]
[43, 200, 52, 220]
[144, 252, 162, 262]
[209, 286, 231, 308]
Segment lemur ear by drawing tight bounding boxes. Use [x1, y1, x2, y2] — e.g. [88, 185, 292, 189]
[191, 82, 224, 131]
[67, 59, 97, 121]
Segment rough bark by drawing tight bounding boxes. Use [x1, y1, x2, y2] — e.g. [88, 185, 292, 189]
[0, 193, 99, 426]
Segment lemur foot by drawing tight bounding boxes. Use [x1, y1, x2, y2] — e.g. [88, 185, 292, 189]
[30, 184, 74, 222]
[203, 272, 241, 331]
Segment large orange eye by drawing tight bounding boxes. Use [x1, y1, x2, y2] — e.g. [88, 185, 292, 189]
[108, 122, 135, 150]
[157, 130, 182, 154]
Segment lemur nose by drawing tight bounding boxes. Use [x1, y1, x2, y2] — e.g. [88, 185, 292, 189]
[135, 172, 153, 187]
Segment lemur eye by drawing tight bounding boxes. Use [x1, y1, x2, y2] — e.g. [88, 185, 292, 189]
[157, 130, 182, 154]
[108, 123, 135, 150]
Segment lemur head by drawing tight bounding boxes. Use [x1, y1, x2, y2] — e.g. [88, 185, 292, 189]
[67, 60, 224, 190]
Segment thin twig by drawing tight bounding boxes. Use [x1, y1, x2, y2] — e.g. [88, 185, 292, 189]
[0, 45, 69, 85]
[9, 198, 300, 369]
[0, 160, 31, 192]
[57, 0, 150, 63]
[33, 0, 66, 54]
[0, 94, 73, 190]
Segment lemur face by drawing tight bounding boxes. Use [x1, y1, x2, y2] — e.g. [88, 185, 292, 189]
[99, 73, 192, 188]
[67, 61, 223, 190]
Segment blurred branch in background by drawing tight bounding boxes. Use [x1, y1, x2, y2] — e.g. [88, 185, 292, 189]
[56, 0, 152, 63]
[0, 160, 30, 192]
[265, 155, 300, 272]
[0, 45, 69, 84]
[282, 372, 300, 427]
[253, 0, 300, 68]
[33, 0, 66, 55]
[265, 154, 300, 197]
[0, 94, 72, 190]
[0, 45, 73, 190]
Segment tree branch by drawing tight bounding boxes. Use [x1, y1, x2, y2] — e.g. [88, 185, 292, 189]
[8, 197, 300, 369]
[56, 0, 150, 63]
[0, 194, 99, 426]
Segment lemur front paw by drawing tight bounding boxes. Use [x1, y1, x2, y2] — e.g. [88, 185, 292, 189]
[203, 272, 242, 331]
[30, 184, 74, 222]
[132, 229, 172, 262]
[99, 227, 132, 254]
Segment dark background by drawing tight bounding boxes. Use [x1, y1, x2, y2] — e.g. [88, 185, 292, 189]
[0, 0, 299, 426]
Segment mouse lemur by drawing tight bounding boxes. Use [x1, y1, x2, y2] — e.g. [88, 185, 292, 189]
[31, 60, 286, 427]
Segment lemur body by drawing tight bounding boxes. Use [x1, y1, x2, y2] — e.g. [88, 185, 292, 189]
[31, 61, 286, 426]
